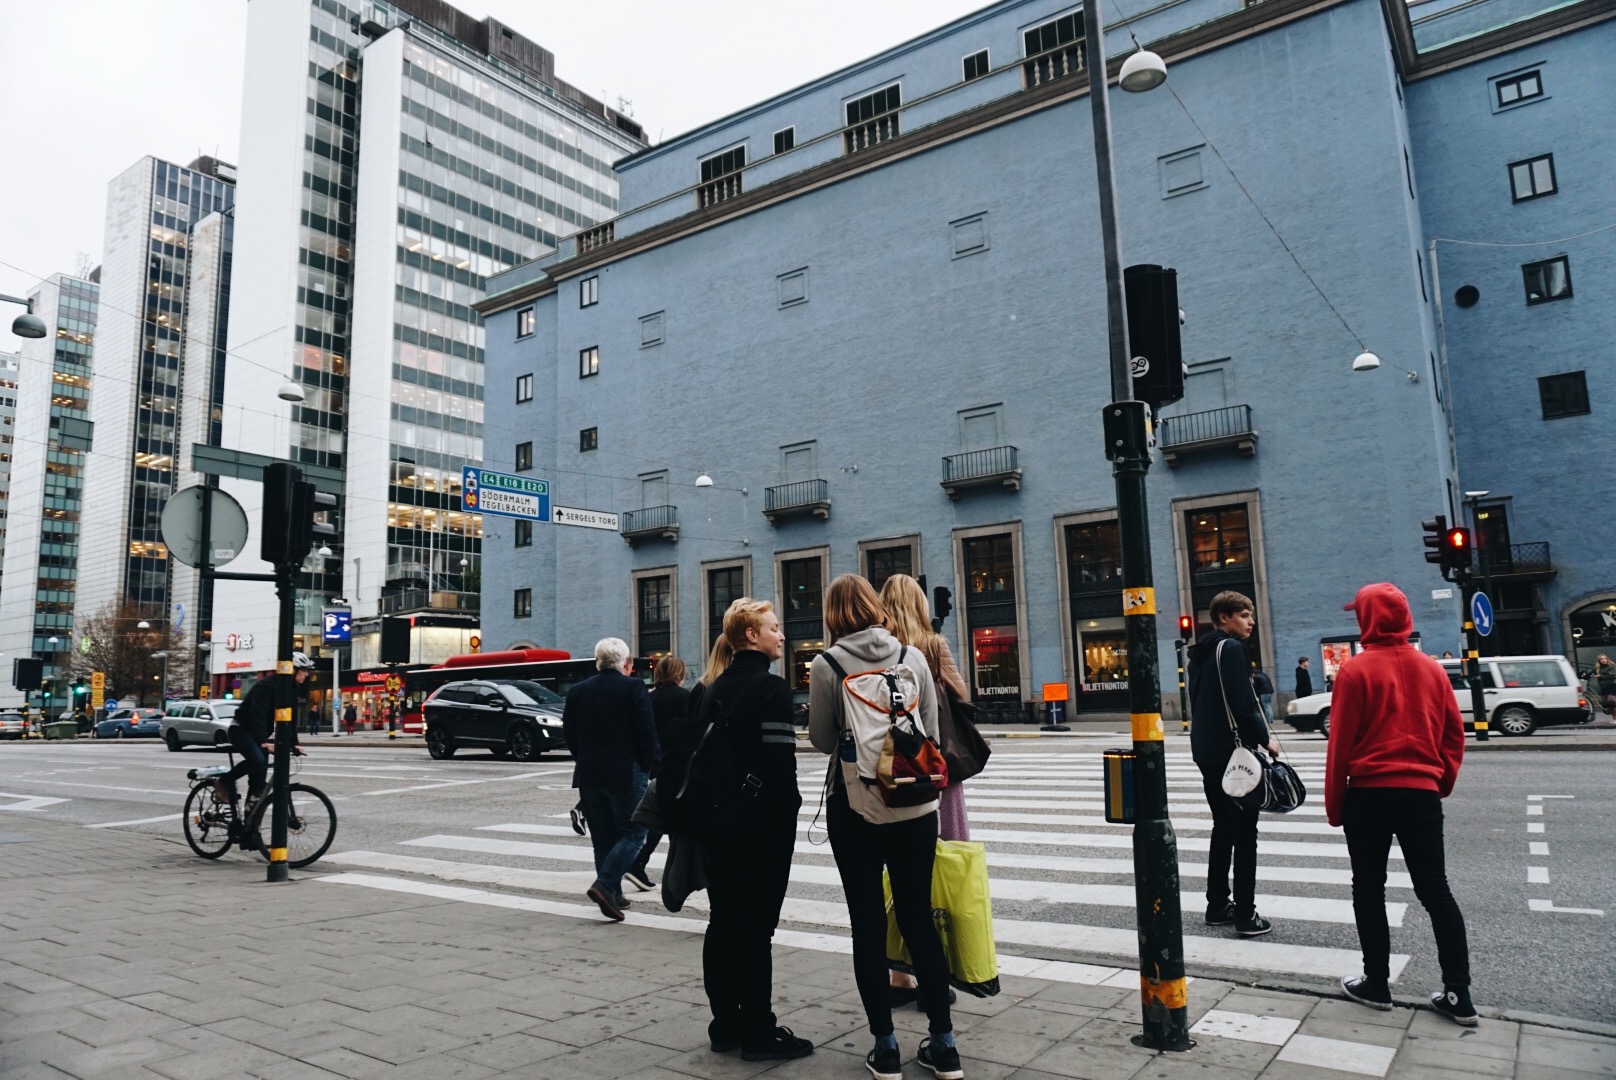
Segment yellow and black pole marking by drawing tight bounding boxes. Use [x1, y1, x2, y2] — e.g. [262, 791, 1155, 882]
[1175, 639, 1190, 732]
[1104, 401, 1191, 1051]
[1458, 567, 1490, 742]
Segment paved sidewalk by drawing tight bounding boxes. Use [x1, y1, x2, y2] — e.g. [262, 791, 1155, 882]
[2, 820, 1612, 1080]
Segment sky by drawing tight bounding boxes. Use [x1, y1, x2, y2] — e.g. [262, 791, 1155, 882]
[0, 0, 992, 304]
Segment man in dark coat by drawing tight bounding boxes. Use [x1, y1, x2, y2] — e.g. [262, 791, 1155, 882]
[1188, 591, 1278, 938]
[1295, 657, 1314, 699]
[562, 637, 659, 921]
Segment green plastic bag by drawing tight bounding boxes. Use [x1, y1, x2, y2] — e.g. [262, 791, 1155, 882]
[884, 839, 1000, 997]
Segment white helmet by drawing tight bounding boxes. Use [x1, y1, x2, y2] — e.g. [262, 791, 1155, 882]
[291, 651, 316, 670]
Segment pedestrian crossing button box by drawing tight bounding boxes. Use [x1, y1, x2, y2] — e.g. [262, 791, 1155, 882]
[1103, 748, 1136, 824]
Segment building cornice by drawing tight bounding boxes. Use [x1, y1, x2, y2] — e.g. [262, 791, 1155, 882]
[476, 0, 1362, 319]
[1384, 0, 1616, 81]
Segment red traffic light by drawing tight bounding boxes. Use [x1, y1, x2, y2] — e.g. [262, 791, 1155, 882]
[1178, 615, 1194, 640]
[1447, 529, 1467, 548]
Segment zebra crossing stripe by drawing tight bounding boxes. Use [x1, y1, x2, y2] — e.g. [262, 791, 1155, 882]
[794, 808, 1342, 835]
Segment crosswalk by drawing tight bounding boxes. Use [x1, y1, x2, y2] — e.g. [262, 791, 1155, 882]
[321, 746, 1408, 985]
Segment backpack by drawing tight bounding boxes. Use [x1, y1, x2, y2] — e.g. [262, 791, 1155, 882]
[659, 693, 761, 839]
[823, 648, 948, 812]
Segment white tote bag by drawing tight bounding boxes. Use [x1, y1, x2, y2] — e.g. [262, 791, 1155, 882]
[1214, 640, 1263, 798]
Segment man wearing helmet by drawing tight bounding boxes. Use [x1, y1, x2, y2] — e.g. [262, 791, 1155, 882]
[214, 652, 313, 812]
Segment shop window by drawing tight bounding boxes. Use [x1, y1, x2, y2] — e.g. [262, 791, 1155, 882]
[965, 535, 1015, 598]
[637, 575, 672, 658]
[1066, 521, 1121, 592]
[971, 627, 1021, 698]
[781, 555, 825, 693]
[865, 544, 913, 592]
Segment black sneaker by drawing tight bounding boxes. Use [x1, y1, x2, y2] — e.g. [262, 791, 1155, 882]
[740, 1025, 813, 1061]
[585, 886, 624, 922]
[624, 866, 655, 892]
[1236, 912, 1273, 937]
[570, 806, 587, 835]
[709, 1021, 741, 1054]
[917, 1036, 964, 1079]
[1205, 902, 1238, 926]
[1342, 975, 1393, 1011]
[1430, 985, 1478, 1027]
[866, 1042, 902, 1080]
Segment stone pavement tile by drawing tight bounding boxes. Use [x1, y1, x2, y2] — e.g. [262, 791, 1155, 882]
[1385, 1064, 1497, 1080]
[626, 1012, 730, 1054]
[370, 1053, 501, 1079]
[1406, 1010, 1519, 1046]
[612, 1068, 743, 1080]
[1029, 982, 1135, 1011]
[450, 1032, 576, 1071]
[2, 982, 112, 1016]
[773, 996, 869, 1046]
[122, 989, 254, 1026]
[1211, 991, 1318, 1022]
[55, 1005, 194, 1048]
[954, 988, 1028, 1019]
[1295, 1015, 1409, 1048]
[1518, 1026, 1616, 1075]
[1391, 1041, 1513, 1077]
[559, 1034, 688, 1078]
[1504, 1068, 1616, 1080]
[200, 1015, 302, 1054]
[499, 988, 616, 1023]
[525, 1005, 657, 1048]
[1251, 1062, 1367, 1079]
[597, 992, 718, 1028]
[148, 1047, 298, 1080]
[1130, 1057, 1261, 1080]
[248, 1058, 358, 1080]
[298, 1046, 397, 1079]
[39, 1034, 195, 1077]
[1168, 1034, 1280, 1073]
[655, 1043, 807, 1079]
[975, 1001, 1094, 1041]
[319, 982, 428, 1012]
[0, 967, 82, 994]
[1306, 997, 1413, 1030]
[1022, 1025, 1158, 1080]
[336, 1027, 479, 1067]
[327, 1001, 456, 1037]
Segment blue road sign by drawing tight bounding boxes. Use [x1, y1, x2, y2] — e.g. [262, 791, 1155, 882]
[322, 609, 353, 644]
[1471, 591, 1495, 637]
[105, 699, 121, 712]
[462, 466, 551, 522]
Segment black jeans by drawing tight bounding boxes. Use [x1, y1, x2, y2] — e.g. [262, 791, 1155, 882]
[222, 727, 269, 798]
[632, 830, 663, 876]
[578, 769, 649, 902]
[1199, 769, 1259, 918]
[827, 791, 953, 1037]
[1343, 787, 1470, 986]
[703, 817, 795, 1041]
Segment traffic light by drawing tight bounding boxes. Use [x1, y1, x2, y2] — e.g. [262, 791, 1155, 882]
[1422, 515, 1448, 570]
[261, 462, 338, 567]
[72, 678, 87, 699]
[1178, 615, 1194, 640]
[12, 657, 42, 691]
[1443, 526, 1473, 577]
[294, 478, 338, 561]
[933, 586, 953, 623]
[1124, 264, 1185, 410]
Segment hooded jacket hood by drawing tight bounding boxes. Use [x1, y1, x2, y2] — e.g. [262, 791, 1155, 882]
[828, 625, 905, 665]
[1344, 583, 1414, 646]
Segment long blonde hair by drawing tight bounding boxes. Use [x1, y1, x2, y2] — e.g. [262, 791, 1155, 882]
[699, 636, 733, 687]
[880, 573, 939, 653]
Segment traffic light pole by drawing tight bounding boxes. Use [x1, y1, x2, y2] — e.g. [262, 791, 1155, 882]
[1083, 0, 1189, 1051]
[1458, 570, 1490, 742]
[1175, 638, 1190, 732]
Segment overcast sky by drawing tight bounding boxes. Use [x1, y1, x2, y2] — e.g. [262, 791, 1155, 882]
[0, 0, 991, 304]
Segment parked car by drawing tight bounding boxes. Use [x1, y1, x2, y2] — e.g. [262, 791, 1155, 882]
[1285, 654, 1592, 738]
[0, 712, 27, 740]
[93, 707, 165, 739]
[160, 700, 241, 751]
[423, 679, 566, 761]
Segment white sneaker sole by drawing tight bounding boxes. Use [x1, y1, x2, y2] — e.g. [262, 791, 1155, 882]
[1341, 977, 1393, 1011]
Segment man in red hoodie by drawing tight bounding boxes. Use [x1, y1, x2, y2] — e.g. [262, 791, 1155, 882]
[1328, 583, 1475, 1025]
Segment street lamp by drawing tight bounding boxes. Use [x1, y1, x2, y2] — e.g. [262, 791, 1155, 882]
[137, 620, 151, 629]
[1, 293, 49, 339]
[150, 651, 171, 704]
[1079, 4, 1187, 1051]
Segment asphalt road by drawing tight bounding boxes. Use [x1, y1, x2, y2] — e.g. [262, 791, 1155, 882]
[1, 734, 1609, 1026]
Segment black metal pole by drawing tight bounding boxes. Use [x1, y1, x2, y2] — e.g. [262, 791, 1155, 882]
[1458, 569, 1490, 742]
[1082, 2, 1189, 1051]
[267, 559, 296, 882]
[1176, 638, 1190, 732]
[198, 482, 214, 696]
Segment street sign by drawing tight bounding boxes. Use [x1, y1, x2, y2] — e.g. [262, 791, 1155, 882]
[1471, 591, 1495, 637]
[461, 466, 550, 521]
[552, 505, 619, 530]
[1431, 588, 1454, 601]
[1042, 682, 1069, 702]
[160, 485, 249, 568]
[105, 699, 121, 712]
[322, 608, 353, 643]
[90, 671, 105, 711]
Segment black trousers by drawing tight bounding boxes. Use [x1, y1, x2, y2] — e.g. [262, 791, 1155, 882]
[1343, 787, 1471, 987]
[703, 816, 795, 1041]
[222, 727, 269, 798]
[827, 791, 953, 1037]
[1199, 769, 1259, 918]
[632, 830, 663, 875]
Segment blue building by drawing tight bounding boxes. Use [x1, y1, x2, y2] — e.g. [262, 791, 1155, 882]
[475, 0, 1613, 716]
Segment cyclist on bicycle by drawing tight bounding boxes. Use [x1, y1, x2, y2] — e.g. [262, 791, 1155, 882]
[215, 652, 313, 812]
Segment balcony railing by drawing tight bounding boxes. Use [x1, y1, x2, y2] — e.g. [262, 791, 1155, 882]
[577, 221, 614, 253]
[763, 478, 831, 523]
[1023, 42, 1084, 88]
[1487, 542, 1554, 577]
[941, 445, 1022, 499]
[843, 112, 901, 154]
[379, 589, 479, 616]
[620, 504, 679, 545]
[1158, 404, 1257, 464]
[698, 173, 742, 208]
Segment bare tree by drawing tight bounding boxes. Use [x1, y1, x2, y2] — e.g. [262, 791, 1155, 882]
[64, 600, 191, 707]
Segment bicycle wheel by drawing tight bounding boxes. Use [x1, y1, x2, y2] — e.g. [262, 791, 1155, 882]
[252, 784, 337, 869]
[183, 784, 237, 859]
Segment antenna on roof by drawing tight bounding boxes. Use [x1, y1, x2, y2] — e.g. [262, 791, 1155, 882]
[616, 96, 634, 117]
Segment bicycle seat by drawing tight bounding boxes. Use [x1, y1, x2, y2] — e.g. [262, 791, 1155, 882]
[187, 765, 231, 781]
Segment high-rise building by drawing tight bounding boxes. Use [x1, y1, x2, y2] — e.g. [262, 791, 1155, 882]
[216, 0, 644, 684]
[0, 273, 98, 706]
[0, 352, 19, 590]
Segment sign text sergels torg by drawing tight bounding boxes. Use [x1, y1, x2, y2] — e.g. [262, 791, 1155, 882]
[461, 466, 551, 522]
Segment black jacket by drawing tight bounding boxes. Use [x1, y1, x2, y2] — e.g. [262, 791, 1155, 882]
[1188, 631, 1270, 770]
[562, 668, 659, 789]
[1294, 665, 1313, 698]
[649, 683, 691, 747]
[697, 649, 802, 818]
[235, 679, 302, 747]
[1251, 669, 1274, 696]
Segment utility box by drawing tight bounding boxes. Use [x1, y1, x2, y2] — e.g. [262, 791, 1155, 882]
[1103, 747, 1136, 824]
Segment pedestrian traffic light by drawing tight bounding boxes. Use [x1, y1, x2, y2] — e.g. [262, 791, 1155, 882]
[1124, 264, 1185, 410]
[1422, 515, 1448, 569]
[1178, 615, 1194, 640]
[1443, 526, 1472, 577]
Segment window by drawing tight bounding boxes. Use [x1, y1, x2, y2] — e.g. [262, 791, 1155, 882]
[515, 373, 533, 403]
[965, 536, 1016, 598]
[1538, 371, 1589, 419]
[637, 575, 672, 657]
[517, 307, 535, 337]
[1509, 154, 1556, 202]
[781, 555, 826, 692]
[1023, 12, 1083, 87]
[773, 127, 795, 155]
[1494, 69, 1543, 109]
[579, 426, 598, 451]
[698, 144, 746, 208]
[1496, 661, 1567, 688]
[963, 49, 990, 82]
[1188, 505, 1251, 573]
[514, 441, 533, 472]
[514, 588, 532, 618]
[844, 83, 901, 153]
[1522, 256, 1571, 304]
[865, 545, 913, 591]
[707, 564, 745, 648]
[514, 519, 533, 547]
[1066, 521, 1122, 591]
[580, 276, 598, 307]
[579, 345, 599, 377]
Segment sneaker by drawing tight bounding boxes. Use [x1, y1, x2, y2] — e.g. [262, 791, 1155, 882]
[1430, 985, 1478, 1027]
[586, 885, 624, 922]
[1205, 902, 1238, 926]
[866, 1042, 902, 1080]
[570, 806, 587, 835]
[244, 792, 264, 818]
[1236, 912, 1273, 937]
[740, 1025, 813, 1062]
[708, 1021, 741, 1054]
[624, 866, 655, 892]
[917, 1036, 964, 1079]
[1342, 975, 1393, 1011]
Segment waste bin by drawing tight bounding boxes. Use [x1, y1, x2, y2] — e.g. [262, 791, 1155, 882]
[43, 721, 79, 741]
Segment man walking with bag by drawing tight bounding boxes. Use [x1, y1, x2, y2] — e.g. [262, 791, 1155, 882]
[1188, 591, 1279, 938]
[1329, 583, 1476, 1024]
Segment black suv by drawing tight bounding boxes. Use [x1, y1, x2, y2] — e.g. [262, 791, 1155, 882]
[423, 679, 567, 761]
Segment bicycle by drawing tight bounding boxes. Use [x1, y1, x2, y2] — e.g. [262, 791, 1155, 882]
[182, 750, 337, 869]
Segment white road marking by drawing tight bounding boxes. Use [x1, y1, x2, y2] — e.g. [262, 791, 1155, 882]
[810, 809, 1343, 835]
[359, 768, 568, 796]
[1528, 794, 1575, 800]
[1529, 842, 1549, 856]
[0, 793, 70, 812]
[1276, 1034, 1395, 1077]
[1528, 866, 1550, 884]
[1190, 1009, 1300, 1045]
[87, 813, 184, 828]
[1527, 805, 1543, 815]
[0, 780, 171, 795]
[965, 796, 1326, 817]
[1528, 822, 1545, 834]
[1528, 899, 1604, 916]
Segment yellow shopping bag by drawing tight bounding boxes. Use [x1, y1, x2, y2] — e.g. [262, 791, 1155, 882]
[884, 839, 1000, 997]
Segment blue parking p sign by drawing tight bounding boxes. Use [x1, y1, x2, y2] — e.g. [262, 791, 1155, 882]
[322, 609, 353, 644]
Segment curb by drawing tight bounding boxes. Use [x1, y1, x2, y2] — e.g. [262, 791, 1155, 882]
[1246, 974, 1616, 1039]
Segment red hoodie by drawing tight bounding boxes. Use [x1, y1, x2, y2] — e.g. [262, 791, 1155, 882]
[1324, 583, 1465, 827]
